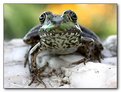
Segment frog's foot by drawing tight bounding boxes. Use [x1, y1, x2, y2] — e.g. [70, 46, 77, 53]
[29, 64, 48, 88]
[28, 68, 47, 88]
[28, 61, 48, 87]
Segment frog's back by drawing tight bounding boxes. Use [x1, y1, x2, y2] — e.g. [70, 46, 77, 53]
[80, 25, 101, 42]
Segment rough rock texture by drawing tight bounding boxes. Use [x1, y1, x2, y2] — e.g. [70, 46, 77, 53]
[4, 35, 117, 88]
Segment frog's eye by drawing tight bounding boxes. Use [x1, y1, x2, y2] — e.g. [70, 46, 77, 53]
[63, 10, 77, 23]
[39, 11, 53, 24]
[39, 13, 46, 24]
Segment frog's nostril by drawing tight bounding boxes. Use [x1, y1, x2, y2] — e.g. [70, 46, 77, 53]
[52, 20, 62, 25]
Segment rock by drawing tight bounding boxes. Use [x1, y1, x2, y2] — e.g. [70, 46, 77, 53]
[4, 38, 117, 88]
[65, 62, 117, 88]
[102, 35, 117, 57]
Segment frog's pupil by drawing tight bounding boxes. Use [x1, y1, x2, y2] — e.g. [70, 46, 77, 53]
[71, 13, 77, 20]
[63, 10, 77, 23]
[39, 13, 46, 24]
[39, 16, 44, 22]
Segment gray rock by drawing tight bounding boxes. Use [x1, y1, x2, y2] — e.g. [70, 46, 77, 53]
[103, 35, 117, 57]
[4, 38, 117, 88]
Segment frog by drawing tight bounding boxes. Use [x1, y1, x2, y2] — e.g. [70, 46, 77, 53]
[23, 10, 103, 87]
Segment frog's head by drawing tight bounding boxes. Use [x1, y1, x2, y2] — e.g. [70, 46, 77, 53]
[39, 10, 81, 36]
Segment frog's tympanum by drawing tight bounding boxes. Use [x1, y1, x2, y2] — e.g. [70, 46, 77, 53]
[23, 10, 103, 87]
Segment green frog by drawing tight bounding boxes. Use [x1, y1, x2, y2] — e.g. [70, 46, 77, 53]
[23, 10, 103, 87]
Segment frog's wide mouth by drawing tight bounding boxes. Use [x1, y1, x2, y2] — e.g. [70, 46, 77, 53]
[39, 22, 82, 37]
[39, 21, 82, 35]
[39, 26, 81, 37]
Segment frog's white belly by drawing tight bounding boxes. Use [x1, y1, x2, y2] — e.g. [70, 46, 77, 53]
[40, 32, 80, 54]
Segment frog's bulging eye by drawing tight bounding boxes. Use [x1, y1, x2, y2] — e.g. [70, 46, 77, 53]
[39, 13, 46, 24]
[39, 11, 53, 24]
[63, 10, 77, 23]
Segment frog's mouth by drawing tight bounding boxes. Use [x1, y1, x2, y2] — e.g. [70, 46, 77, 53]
[39, 23, 81, 37]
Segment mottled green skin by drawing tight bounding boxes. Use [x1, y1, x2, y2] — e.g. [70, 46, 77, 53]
[23, 10, 103, 86]
[37, 14, 82, 54]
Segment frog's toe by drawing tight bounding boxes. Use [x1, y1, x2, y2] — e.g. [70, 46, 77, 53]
[28, 74, 36, 86]
[36, 77, 47, 88]
[28, 68, 45, 87]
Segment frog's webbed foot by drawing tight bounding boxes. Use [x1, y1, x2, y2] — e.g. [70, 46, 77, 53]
[28, 68, 47, 88]
[28, 62, 48, 88]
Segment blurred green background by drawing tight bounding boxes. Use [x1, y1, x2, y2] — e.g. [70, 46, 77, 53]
[4, 4, 117, 40]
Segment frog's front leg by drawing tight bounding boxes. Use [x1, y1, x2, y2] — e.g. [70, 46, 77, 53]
[29, 42, 41, 72]
[78, 37, 95, 64]
[87, 40, 104, 63]
[28, 42, 47, 87]
[76, 36, 103, 65]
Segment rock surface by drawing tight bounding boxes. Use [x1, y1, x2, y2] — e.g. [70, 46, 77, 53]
[102, 35, 117, 57]
[4, 35, 117, 88]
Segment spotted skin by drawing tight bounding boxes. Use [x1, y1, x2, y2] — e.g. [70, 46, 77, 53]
[23, 10, 103, 87]
[40, 30, 81, 53]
